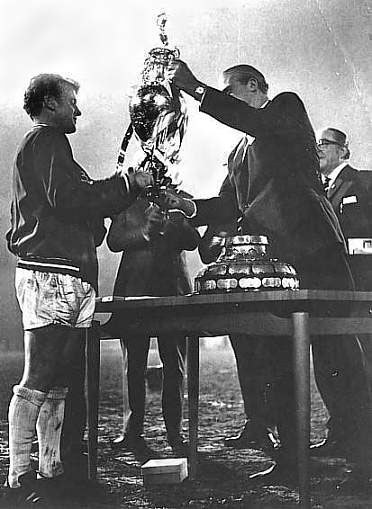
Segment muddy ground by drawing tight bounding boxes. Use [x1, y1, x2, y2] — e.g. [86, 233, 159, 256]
[0, 340, 371, 508]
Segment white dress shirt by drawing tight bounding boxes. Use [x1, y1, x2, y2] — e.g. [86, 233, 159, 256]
[322, 161, 348, 190]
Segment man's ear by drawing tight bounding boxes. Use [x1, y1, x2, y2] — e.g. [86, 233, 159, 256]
[247, 78, 259, 91]
[43, 95, 58, 112]
[340, 145, 350, 160]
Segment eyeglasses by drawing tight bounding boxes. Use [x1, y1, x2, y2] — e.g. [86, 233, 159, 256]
[317, 139, 344, 148]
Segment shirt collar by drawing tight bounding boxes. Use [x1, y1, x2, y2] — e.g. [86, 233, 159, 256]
[324, 161, 348, 186]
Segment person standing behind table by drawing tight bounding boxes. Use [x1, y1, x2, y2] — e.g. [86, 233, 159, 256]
[3, 73, 152, 507]
[198, 221, 280, 452]
[311, 127, 372, 458]
[163, 60, 372, 491]
[105, 197, 200, 460]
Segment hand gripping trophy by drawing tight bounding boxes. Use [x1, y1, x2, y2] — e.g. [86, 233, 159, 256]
[117, 13, 187, 213]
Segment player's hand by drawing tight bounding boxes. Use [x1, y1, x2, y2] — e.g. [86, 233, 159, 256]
[163, 189, 196, 218]
[168, 59, 205, 98]
[128, 170, 153, 191]
[209, 235, 227, 260]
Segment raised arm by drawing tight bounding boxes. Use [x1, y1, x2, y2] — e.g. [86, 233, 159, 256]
[170, 59, 308, 139]
[200, 89, 308, 139]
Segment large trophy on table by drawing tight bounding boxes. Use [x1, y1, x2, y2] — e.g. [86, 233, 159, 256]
[117, 13, 187, 211]
[195, 235, 300, 294]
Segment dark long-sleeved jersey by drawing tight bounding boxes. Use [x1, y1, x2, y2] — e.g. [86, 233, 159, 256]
[7, 124, 138, 290]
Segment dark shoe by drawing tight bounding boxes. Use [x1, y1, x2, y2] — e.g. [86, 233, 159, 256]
[36, 474, 69, 502]
[169, 439, 189, 457]
[110, 434, 127, 451]
[310, 438, 346, 458]
[110, 434, 157, 461]
[37, 474, 107, 506]
[0, 471, 45, 507]
[224, 423, 279, 451]
[249, 462, 298, 486]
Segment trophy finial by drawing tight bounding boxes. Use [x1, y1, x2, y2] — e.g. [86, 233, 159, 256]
[157, 12, 169, 47]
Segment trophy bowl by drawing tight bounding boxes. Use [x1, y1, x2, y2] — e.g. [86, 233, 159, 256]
[194, 235, 299, 294]
[129, 83, 185, 149]
[129, 84, 173, 143]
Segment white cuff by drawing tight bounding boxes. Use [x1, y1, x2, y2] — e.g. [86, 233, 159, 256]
[122, 172, 131, 192]
[168, 199, 197, 219]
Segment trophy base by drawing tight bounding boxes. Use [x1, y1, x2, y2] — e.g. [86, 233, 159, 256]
[194, 235, 300, 294]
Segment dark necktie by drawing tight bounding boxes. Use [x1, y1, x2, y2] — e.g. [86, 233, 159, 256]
[323, 176, 331, 194]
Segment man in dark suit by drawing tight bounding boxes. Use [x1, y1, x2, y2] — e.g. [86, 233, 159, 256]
[198, 222, 280, 452]
[311, 127, 372, 458]
[164, 61, 372, 490]
[105, 198, 200, 459]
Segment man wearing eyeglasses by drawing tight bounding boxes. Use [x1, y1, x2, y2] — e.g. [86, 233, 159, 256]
[164, 61, 372, 492]
[312, 127, 372, 459]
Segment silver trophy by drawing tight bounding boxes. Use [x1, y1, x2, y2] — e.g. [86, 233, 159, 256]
[117, 13, 187, 208]
[195, 235, 300, 294]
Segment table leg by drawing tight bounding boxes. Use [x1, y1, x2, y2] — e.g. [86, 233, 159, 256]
[292, 312, 311, 509]
[187, 334, 199, 480]
[85, 321, 101, 481]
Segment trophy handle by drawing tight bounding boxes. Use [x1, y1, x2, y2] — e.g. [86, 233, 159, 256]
[116, 123, 134, 169]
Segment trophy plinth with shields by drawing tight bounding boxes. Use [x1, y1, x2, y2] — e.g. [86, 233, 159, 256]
[195, 236, 300, 294]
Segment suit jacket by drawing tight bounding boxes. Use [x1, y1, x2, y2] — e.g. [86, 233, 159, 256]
[192, 87, 346, 266]
[327, 164, 372, 290]
[107, 198, 199, 297]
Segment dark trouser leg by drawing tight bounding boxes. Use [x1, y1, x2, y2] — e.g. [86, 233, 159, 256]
[124, 335, 150, 437]
[312, 334, 363, 441]
[312, 334, 372, 464]
[278, 244, 372, 468]
[229, 334, 275, 428]
[350, 259, 372, 387]
[268, 336, 296, 462]
[269, 333, 372, 466]
[157, 334, 186, 443]
[61, 331, 86, 461]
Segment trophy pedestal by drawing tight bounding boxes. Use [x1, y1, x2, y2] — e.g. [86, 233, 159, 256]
[194, 235, 299, 294]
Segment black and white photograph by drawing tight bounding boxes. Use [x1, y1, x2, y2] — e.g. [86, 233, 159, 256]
[0, 0, 372, 507]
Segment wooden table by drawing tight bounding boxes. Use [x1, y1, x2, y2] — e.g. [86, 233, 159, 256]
[86, 290, 372, 508]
